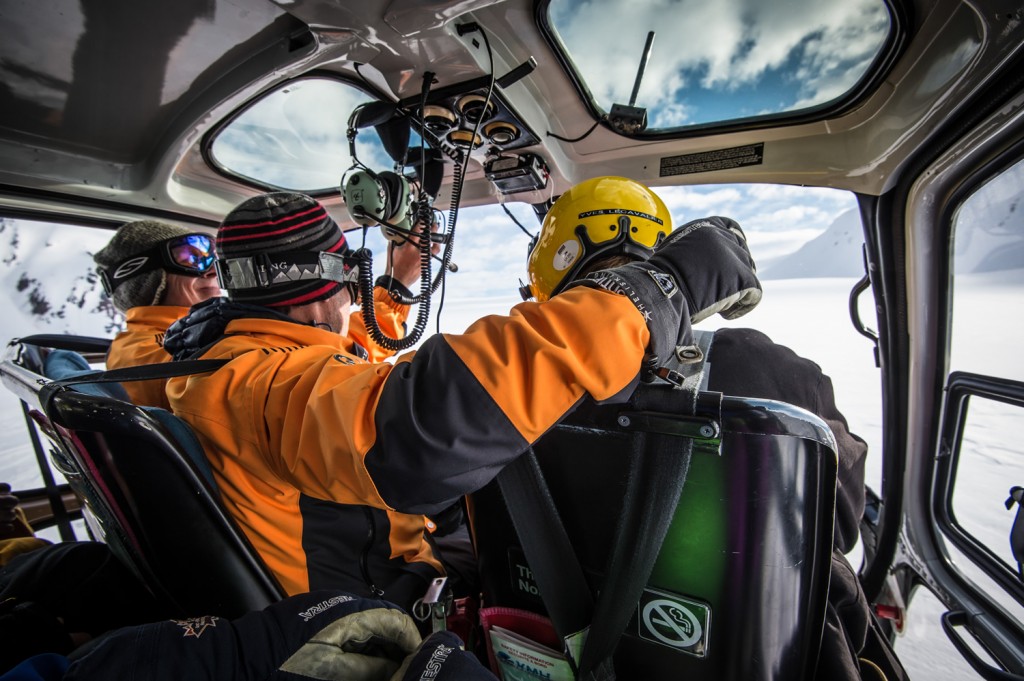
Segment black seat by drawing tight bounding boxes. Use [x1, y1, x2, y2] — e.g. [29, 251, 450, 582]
[1, 338, 285, 619]
[469, 379, 839, 680]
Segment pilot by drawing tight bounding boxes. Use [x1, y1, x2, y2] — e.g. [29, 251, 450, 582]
[94, 218, 423, 408]
[525, 176, 873, 681]
[161, 190, 760, 612]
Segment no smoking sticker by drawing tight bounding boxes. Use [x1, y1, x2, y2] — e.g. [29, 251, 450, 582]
[637, 588, 710, 657]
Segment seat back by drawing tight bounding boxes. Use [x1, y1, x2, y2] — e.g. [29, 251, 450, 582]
[43, 348, 131, 400]
[469, 382, 839, 680]
[1, 341, 285, 618]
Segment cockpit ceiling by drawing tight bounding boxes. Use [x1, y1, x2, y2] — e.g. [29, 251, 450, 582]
[0, 0, 1021, 225]
[0, 1, 301, 163]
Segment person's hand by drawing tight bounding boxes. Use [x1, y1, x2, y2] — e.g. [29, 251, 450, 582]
[565, 216, 760, 379]
[646, 216, 761, 324]
[0, 482, 33, 539]
[386, 220, 441, 291]
[391, 631, 497, 680]
[65, 590, 426, 680]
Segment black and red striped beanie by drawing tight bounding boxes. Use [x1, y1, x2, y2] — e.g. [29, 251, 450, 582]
[217, 192, 348, 308]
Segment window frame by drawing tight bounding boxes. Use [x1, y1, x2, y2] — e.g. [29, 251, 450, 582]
[933, 371, 1024, 608]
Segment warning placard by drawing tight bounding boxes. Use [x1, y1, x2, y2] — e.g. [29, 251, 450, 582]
[636, 588, 711, 657]
[660, 143, 764, 177]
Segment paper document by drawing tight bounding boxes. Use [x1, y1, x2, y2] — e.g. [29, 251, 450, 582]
[489, 625, 574, 681]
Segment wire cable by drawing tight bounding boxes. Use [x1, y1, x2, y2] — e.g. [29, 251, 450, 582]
[502, 203, 536, 239]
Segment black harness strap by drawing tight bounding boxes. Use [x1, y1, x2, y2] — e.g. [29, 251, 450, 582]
[578, 329, 715, 679]
[15, 333, 113, 355]
[37, 359, 230, 413]
[577, 397, 695, 679]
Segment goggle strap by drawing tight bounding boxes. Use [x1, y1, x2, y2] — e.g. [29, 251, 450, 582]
[216, 251, 360, 291]
[98, 254, 162, 295]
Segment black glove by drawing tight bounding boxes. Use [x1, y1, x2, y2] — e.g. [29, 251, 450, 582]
[390, 631, 497, 681]
[566, 216, 760, 380]
[649, 216, 761, 324]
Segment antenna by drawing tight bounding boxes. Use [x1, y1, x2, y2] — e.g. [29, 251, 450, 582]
[629, 31, 656, 107]
[608, 30, 654, 135]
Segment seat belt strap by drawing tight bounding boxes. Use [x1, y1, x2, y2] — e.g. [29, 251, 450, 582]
[47, 359, 230, 387]
[497, 450, 595, 670]
[498, 331, 715, 679]
[16, 333, 112, 355]
[38, 359, 230, 413]
[577, 329, 715, 679]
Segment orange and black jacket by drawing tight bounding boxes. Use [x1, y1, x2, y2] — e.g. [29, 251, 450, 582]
[106, 305, 191, 409]
[163, 289, 647, 609]
[106, 289, 408, 408]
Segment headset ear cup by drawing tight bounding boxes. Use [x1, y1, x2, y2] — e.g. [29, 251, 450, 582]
[377, 171, 405, 222]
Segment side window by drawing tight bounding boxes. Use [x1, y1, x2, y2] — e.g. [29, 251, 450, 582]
[949, 157, 1024, 382]
[0, 217, 115, 539]
[208, 77, 391, 193]
[937, 157, 1024, 620]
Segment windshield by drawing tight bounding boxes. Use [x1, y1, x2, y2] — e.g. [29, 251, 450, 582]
[544, 0, 893, 132]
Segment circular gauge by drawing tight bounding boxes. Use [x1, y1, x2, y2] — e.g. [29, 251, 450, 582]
[448, 129, 484, 149]
[421, 105, 456, 133]
[484, 121, 520, 145]
[456, 94, 496, 124]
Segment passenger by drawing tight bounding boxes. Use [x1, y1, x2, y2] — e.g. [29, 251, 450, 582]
[0, 483, 49, 566]
[93, 221, 222, 408]
[2, 590, 497, 680]
[525, 176, 879, 681]
[0, 486, 167, 675]
[161, 191, 760, 612]
[94, 218, 422, 408]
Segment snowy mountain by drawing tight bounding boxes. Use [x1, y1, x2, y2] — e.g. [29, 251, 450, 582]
[759, 186, 1024, 280]
[0, 217, 121, 339]
[952, 184, 1024, 273]
[758, 209, 865, 280]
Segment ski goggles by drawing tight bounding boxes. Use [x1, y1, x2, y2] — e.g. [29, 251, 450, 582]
[99, 233, 216, 295]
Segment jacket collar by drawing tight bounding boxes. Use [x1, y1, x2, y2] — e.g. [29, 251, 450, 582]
[164, 297, 343, 360]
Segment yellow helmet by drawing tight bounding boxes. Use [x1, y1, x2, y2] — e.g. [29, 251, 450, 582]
[525, 176, 671, 301]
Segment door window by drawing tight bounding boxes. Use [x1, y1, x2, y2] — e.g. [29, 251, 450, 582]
[937, 157, 1024, 619]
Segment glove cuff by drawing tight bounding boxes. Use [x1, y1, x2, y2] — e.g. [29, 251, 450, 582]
[375, 275, 416, 305]
[566, 263, 692, 379]
[569, 264, 679, 323]
[693, 286, 762, 323]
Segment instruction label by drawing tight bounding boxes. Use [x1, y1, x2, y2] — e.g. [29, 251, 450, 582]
[660, 143, 764, 177]
[508, 547, 542, 602]
[637, 588, 710, 657]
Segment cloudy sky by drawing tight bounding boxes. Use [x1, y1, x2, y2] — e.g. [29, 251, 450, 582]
[548, 0, 890, 128]
[438, 183, 857, 303]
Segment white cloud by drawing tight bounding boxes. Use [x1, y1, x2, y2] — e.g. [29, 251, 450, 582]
[435, 183, 856, 298]
[549, 0, 888, 121]
[653, 186, 745, 215]
[212, 78, 391, 190]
